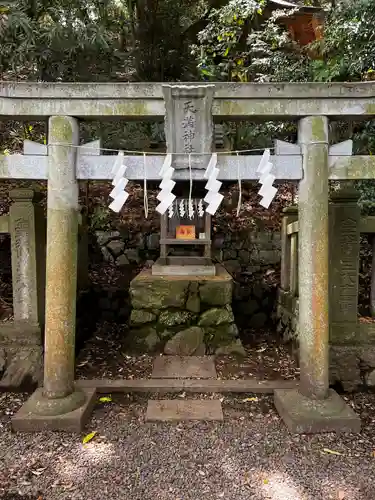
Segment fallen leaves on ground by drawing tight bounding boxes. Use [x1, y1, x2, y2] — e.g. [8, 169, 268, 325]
[82, 431, 97, 444]
[322, 448, 343, 456]
[98, 396, 112, 403]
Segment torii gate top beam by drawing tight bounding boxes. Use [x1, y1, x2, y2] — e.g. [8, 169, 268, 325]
[1, 82, 375, 120]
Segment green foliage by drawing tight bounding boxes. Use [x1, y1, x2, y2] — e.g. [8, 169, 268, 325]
[192, 0, 265, 81]
[89, 205, 110, 231]
[0, 0, 120, 81]
[318, 0, 375, 82]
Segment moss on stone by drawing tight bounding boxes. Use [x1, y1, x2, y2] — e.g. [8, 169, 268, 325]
[204, 323, 238, 348]
[199, 281, 232, 306]
[128, 326, 160, 353]
[215, 339, 246, 357]
[51, 116, 74, 143]
[186, 294, 201, 313]
[158, 310, 194, 327]
[130, 278, 189, 309]
[130, 309, 156, 325]
[198, 305, 234, 326]
[311, 116, 326, 142]
[164, 326, 204, 356]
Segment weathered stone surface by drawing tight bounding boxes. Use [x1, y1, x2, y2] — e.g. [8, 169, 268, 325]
[116, 254, 130, 266]
[107, 240, 125, 257]
[146, 399, 223, 422]
[199, 280, 232, 306]
[147, 233, 160, 250]
[158, 329, 174, 340]
[238, 249, 250, 263]
[125, 248, 142, 264]
[258, 249, 279, 264]
[329, 346, 360, 392]
[0, 348, 43, 389]
[130, 274, 189, 310]
[164, 327, 204, 356]
[249, 312, 268, 328]
[152, 356, 216, 379]
[128, 326, 160, 352]
[198, 306, 234, 326]
[365, 370, 375, 386]
[194, 343, 206, 356]
[12, 387, 97, 433]
[96, 231, 120, 246]
[101, 246, 114, 263]
[158, 310, 193, 327]
[298, 115, 329, 400]
[0, 348, 5, 372]
[223, 260, 241, 274]
[274, 388, 361, 434]
[215, 339, 246, 357]
[359, 347, 375, 368]
[204, 323, 238, 348]
[223, 249, 237, 261]
[144, 330, 160, 351]
[186, 294, 201, 314]
[130, 309, 156, 325]
[9, 188, 45, 327]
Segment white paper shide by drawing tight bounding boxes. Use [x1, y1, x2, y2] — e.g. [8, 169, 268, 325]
[109, 150, 129, 212]
[256, 149, 278, 209]
[204, 153, 223, 215]
[156, 154, 176, 215]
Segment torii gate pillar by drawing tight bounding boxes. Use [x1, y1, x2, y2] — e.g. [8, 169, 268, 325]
[12, 116, 96, 432]
[275, 116, 360, 433]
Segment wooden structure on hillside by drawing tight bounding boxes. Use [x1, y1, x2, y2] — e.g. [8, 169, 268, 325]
[270, 0, 325, 47]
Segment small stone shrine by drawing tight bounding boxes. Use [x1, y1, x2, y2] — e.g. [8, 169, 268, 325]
[129, 85, 243, 356]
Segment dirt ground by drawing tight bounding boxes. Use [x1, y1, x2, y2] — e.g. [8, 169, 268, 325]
[75, 323, 299, 381]
[1, 391, 375, 500]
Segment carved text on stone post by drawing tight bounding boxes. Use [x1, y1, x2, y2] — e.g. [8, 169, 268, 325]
[13, 218, 31, 320]
[181, 100, 197, 153]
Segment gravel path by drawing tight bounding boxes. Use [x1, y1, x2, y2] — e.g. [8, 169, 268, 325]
[1, 392, 375, 500]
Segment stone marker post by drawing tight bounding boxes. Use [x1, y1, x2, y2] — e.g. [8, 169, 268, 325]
[9, 188, 46, 329]
[329, 187, 360, 343]
[12, 115, 96, 432]
[274, 116, 360, 433]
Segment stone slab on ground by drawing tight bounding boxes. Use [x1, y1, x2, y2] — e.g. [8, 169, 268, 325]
[77, 377, 298, 393]
[152, 356, 217, 379]
[274, 388, 361, 434]
[12, 387, 97, 432]
[146, 399, 223, 422]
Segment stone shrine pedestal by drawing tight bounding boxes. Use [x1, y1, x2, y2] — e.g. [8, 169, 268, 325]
[129, 265, 245, 356]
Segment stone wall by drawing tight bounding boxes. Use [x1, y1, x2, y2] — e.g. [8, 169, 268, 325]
[94, 228, 281, 328]
[128, 266, 245, 356]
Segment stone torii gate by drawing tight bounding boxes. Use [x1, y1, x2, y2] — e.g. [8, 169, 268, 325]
[2, 81, 375, 433]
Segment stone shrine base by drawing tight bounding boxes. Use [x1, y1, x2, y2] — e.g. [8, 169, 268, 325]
[129, 265, 245, 356]
[12, 386, 97, 432]
[274, 388, 361, 434]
